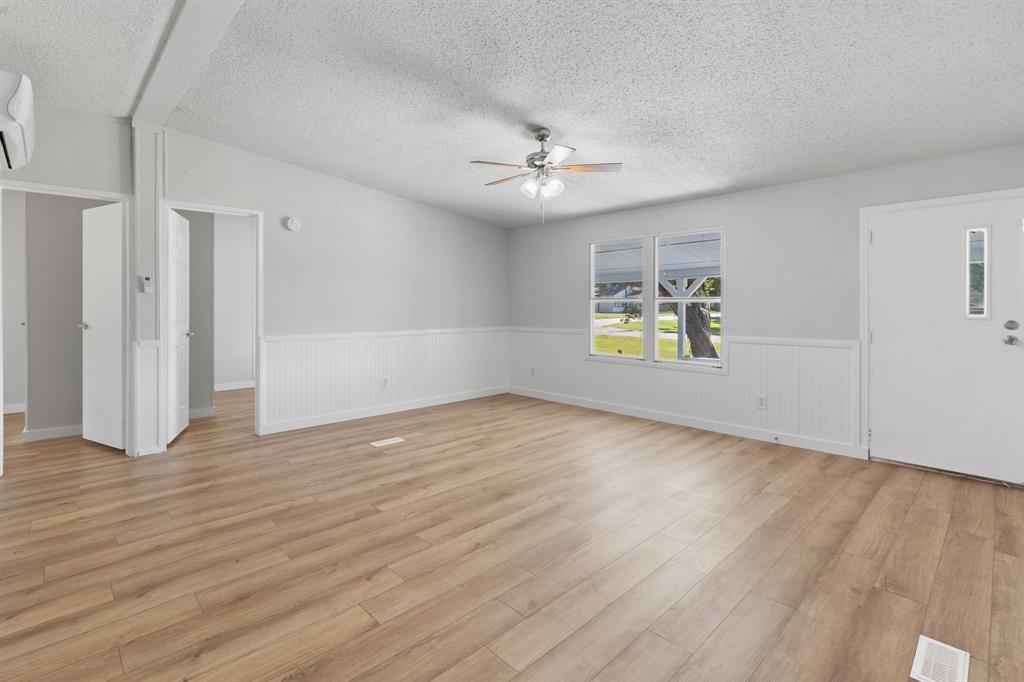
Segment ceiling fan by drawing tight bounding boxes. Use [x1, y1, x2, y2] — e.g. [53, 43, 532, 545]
[471, 127, 622, 200]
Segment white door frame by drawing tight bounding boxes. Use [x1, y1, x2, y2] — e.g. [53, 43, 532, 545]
[159, 200, 264, 445]
[0, 179, 132, 472]
[858, 187, 1024, 457]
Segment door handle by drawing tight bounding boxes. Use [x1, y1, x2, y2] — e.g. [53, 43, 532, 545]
[78, 322, 90, 330]
[185, 330, 196, 337]
[1005, 335, 1019, 346]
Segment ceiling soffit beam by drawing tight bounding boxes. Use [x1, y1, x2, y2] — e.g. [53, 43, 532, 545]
[132, 0, 243, 128]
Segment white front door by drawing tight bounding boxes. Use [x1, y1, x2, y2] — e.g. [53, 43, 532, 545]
[868, 190, 1023, 483]
[168, 210, 190, 442]
[82, 203, 125, 449]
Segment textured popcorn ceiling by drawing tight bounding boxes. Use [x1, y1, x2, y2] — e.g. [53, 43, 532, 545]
[5, 1, 1022, 227]
[167, 0, 1023, 227]
[0, 0, 176, 116]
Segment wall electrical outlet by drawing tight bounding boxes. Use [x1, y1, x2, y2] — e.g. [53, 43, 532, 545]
[757, 394, 768, 410]
[380, 378, 389, 389]
[529, 367, 536, 376]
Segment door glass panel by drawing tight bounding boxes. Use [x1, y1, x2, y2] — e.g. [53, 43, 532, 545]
[966, 228, 987, 317]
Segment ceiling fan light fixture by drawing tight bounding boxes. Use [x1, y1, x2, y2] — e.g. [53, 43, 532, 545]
[473, 126, 622, 202]
[539, 174, 565, 199]
[520, 175, 540, 198]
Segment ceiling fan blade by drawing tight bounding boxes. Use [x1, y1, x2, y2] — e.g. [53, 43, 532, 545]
[556, 163, 623, 173]
[471, 160, 527, 169]
[485, 171, 534, 186]
[543, 144, 575, 166]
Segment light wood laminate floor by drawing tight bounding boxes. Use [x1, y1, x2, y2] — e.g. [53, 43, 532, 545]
[1, 390, 1021, 681]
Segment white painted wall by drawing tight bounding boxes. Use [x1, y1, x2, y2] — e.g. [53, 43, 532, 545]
[510, 144, 1024, 339]
[0, 113, 132, 195]
[2, 111, 1018, 459]
[164, 130, 509, 335]
[213, 213, 255, 389]
[506, 144, 1024, 455]
[2, 190, 27, 412]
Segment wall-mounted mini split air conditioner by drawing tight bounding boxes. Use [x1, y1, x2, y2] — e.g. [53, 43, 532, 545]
[0, 70, 35, 171]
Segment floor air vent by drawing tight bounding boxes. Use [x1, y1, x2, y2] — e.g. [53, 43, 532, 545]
[370, 437, 405, 447]
[911, 635, 970, 682]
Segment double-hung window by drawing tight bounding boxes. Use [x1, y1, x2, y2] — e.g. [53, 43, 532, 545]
[588, 230, 724, 369]
[589, 239, 644, 359]
[655, 231, 723, 366]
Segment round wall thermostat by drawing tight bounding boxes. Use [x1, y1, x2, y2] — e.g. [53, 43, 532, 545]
[284, 217, 302, 232]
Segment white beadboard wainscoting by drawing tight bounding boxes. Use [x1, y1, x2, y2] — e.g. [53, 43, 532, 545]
[258, 327, 510, 434]
[508, 328, 864, 458]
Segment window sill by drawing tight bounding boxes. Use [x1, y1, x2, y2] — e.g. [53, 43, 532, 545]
[585, 353, 727, 375]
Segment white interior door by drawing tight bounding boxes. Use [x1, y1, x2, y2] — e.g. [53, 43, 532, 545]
[868, 190, 1023, 483]
[82, 203, 124, 449]
[168, 210, 190, 442]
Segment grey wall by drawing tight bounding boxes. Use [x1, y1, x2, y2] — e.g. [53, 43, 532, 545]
[165, 130, 509, 335]
[213, 213, 255, 388]
[509, 144, 1024, 340]
[178, 210, 215, 415]
[0, 113, 132, 196]
[2, 190, 27, 410]
[25, 193, 110, 433]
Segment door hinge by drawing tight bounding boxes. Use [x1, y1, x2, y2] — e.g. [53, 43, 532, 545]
[869, 230, 873, 244]
[869, 330, 873, 343]
[867, 428, 872, 445]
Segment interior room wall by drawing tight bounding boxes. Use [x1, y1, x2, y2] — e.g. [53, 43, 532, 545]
[2, 190, 27, 412]
[24, 193, 110, 437]
[510, 144, 1024, 338]
[164, 129, 508, 335]
[213, 213, 255, 390]
[506, 143, 1024, 456]
[177, 210, 215, 416]
[163, 130, 511, 434]
[0, 113, 132, 196]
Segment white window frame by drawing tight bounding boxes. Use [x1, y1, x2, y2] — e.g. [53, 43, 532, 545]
[653, 228, 725, 369]
[964, 225, 989, 319]
[586, 229, 727, 374]
[588, 237, 646, 361]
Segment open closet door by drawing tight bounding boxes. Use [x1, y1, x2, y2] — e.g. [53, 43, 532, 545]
[82, 203, 124, 449]
[168, 210, 191, 442]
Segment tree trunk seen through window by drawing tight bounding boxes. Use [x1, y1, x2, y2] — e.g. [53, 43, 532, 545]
[684, 303, 717, 359]
[659, 277, 719, 361]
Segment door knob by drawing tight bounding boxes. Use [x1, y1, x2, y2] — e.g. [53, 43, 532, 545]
[1005, 335, 1019, 346]
[78, 322, 90, 330]
[185, 330, 196, 337]
[1005, 320, 1020, 330]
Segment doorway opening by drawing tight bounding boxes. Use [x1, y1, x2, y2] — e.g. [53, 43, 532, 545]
[162, 203, 262, 446]
[1, 188, 127, 460]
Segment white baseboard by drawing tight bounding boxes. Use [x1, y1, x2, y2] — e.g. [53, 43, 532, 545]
[190, 406, 216, 419]
[4, 403, 25, 415]
[510, 386, 868, 460]
[130, 445, 166, 457]
[258, 386, 510, 435]
[22, 423, 83, 443]
[216, 381, 255, 391]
